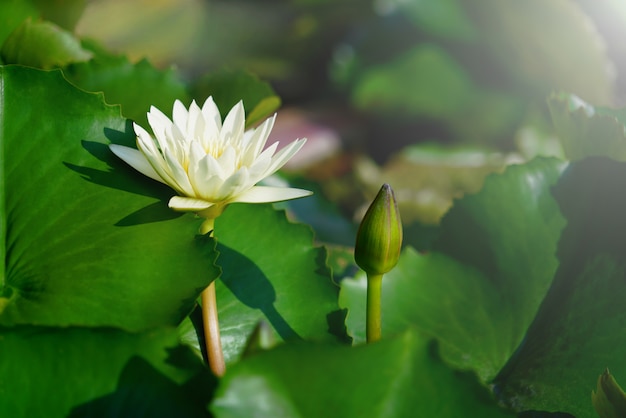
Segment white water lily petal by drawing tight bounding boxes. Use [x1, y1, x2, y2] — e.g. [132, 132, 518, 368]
[216, 145, 238, 175]
[264, 138, 307, 176]
[172, 100, 189, 133]
[187, 141, 208, 196]
[233, 186, 313, 203]
[109, 96, 311, 230]
[246, 149, 274, 183]
[241, 114, 276, 166]
[188, 101, 205, 142]
[150, 107, 187, 160]
[147, 106, 173, 138]
[201, 97, 222, 131]
[163, 148, 195, 196]
[191, 155, 225, 198]
[255, 141, 279, 164]
[217, 167, 250, 200]
[202, 174, 227, 199]
[137, 132, 184, 186]
[133, 123, 169, 168]
[220, 101, 245, 145]
[109, 144, 164, 184]
[169, 196, 214, 211]
[136, 129, 180, 188]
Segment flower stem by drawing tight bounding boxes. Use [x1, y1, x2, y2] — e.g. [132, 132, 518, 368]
[366, 273, 384, 343]
[202, 281, 225, 376]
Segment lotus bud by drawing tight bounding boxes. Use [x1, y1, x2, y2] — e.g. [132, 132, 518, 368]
[592, 368, 626, 418]
[355, 183, 402, 275]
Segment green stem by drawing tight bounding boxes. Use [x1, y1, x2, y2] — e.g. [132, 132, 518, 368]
[202, 281, 225, 376]
[199, 217, 225, 376]
[366, 273, 383, 343]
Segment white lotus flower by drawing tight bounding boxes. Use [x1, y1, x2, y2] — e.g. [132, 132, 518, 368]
[110, 97, 312, 234]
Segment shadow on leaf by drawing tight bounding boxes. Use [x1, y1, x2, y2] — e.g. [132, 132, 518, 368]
[218, 243, 301, 341]
[68, 354, 215, 418]
[64, 128, 184, 226]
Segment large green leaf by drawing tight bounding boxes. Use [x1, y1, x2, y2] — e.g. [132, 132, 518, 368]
[0, 325, 214, 417]
[432, 158, 567, 333]
[211, 329, 514, 418]
[65, 47, 190, 126]
[548, 92, 626, 161]
[0, 65, 218, 330]
[180, 203, 340, 364]
[494, 157, 626, 417]
[340, 158, 566, 381]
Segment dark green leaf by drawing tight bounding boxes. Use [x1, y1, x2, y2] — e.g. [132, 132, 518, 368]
[494, 157, 626, 418]
[212, 329, 514, 418]
[0, 325, 214, 418]
[0, 65, 218, 330]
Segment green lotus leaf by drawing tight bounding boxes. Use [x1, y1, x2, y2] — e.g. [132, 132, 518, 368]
[0, 65, 218, 330]
[212, 329, 514, 418]
[0, 325, 214, 418]
[179, 203, 340, 364]
[494, 157, 626, 417]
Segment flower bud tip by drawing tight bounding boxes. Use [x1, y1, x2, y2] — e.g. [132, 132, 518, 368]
[355, 183, 402, 275]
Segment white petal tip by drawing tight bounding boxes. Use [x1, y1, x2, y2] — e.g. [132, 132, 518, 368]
[169, 196, 215, 212]
[233, 186, 313, 204]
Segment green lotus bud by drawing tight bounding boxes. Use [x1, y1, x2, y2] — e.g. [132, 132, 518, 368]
[592, 368, 626, 418]
[355, 183, 403, 275]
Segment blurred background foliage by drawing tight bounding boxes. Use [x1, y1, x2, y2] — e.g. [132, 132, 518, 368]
[74, 0, 625, 234]
[4, 0, 626, 242]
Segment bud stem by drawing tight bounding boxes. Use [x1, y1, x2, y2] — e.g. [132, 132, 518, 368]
[202, 281, 225, 377]
[366, 273, 384, 343]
